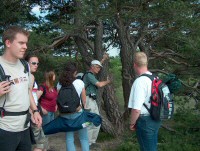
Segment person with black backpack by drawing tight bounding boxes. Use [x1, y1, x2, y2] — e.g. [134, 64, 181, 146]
[128, 52, 162, 151]
[58, 61, 89, 151]
[0, 26, 42, 151]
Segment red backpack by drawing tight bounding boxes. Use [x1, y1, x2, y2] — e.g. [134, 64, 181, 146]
[141, 74, 174, 121]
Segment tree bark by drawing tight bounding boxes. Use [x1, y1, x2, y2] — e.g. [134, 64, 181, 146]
[74, 0, 124, 136]
[115, 15, 136, 119]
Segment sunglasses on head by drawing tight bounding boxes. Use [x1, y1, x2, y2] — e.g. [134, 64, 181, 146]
[30, 62, 39, 65]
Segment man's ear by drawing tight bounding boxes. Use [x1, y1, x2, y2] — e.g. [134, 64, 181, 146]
[5, 39, 11, 48]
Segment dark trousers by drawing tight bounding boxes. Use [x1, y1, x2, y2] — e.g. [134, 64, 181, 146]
[0, 128, 31, 151]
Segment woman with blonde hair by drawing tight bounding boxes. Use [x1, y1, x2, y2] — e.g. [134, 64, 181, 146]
[38, 70, 58, 126]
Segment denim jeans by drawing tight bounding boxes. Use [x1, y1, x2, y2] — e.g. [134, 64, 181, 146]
[136, 116, 161, 151]
[42, 111, 55, 126]
[62, 111, 89, 151]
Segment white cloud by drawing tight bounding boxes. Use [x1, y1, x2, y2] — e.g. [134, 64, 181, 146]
[31, 5, 47, 17]
[31, 5, 41, 16]
[108, 46, 119, 57]
[32, 5, 41, 12]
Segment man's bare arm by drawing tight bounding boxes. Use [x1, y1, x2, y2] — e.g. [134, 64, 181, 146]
[130, 109, 140, 131]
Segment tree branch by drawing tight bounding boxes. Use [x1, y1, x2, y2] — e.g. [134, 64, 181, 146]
[149, 48, 190, 66]
[75, 35, 94, 51]
[167, 57, 189, 66]
[49, 35, 69, 48]
[149, 69, 169, 75]
[161, 124, 177, 133]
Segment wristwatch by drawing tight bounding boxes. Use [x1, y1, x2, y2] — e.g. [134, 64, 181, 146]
[33, 109, 40, 114]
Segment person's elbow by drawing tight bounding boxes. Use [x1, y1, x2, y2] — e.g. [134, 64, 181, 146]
[95, 82, 105, 88]
[95, 82, 101, 88]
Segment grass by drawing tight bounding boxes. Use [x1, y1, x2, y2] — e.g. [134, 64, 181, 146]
[115, 85, 124, 111]
[104, 58, 200, 151]
[97, 94, 200, 151]
[158, 126, 200, 151]
[109, 58, 124, 111]
[97, 131, 115, 142]
[110, 110, 200, 151]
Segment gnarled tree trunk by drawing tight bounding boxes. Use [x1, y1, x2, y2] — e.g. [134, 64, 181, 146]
[74, 0, 124, 136]
[115, 15, 135, 119]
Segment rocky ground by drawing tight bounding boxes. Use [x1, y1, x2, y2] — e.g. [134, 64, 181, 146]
[48, 132, 121, 151]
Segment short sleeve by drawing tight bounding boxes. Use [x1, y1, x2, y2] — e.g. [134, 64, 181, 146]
[128, 77, 149, 110]
[87, 73, 98, 85]
[73, 79, 85, 96]
[39, 85, 45, 92]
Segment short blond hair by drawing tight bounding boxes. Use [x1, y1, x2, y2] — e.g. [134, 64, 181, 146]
[134, 52, 148, 67]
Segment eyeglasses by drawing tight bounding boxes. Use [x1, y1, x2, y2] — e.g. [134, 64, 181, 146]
[30, 62, 39, 66]
[94, 65, 101, 69]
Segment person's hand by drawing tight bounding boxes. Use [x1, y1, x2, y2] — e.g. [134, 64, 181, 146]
[103, 53, 109, 60]
[33, 112, 42, 128]
[0, 81, 11, 96]
[41, 107, 48, 115]
[130, 124, 136, 131]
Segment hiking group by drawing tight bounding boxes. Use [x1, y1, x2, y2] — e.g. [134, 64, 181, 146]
[0, 25, 176, 151]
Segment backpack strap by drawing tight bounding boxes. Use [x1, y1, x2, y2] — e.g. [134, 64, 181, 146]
[140, 73, 155, 81]
[82, 71, 93, 80]
[143, 103, 151, 113]
[41, 85, 46, 96]
[0, 59, 29, 81]
[33, 80, 36, 88]
[0, 64, 8, 111]
[139, 73, 155, 114]
[71, 84, 85, 110]
[82, 71, 94, 90]
[0, 64, 5, 82]
[20, 59, 29, 74]
[3, 110, 29, 116]
[79, 91, 85, 110]
[38, 85, 46, 103]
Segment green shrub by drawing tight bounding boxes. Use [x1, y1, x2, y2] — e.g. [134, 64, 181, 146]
[97, 132, 115, 142]
[115, 141, 139, 151]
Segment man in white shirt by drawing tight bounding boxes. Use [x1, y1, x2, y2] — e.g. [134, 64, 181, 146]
[128, 52, 161, 151]
[0, 26, 42, 151]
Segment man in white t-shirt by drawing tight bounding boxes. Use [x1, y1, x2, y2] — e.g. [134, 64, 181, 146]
[0, 26, 42, 151]
[128, 52, 161, 151]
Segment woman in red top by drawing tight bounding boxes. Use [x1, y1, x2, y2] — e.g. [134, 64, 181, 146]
[38, 70, 58, 126]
